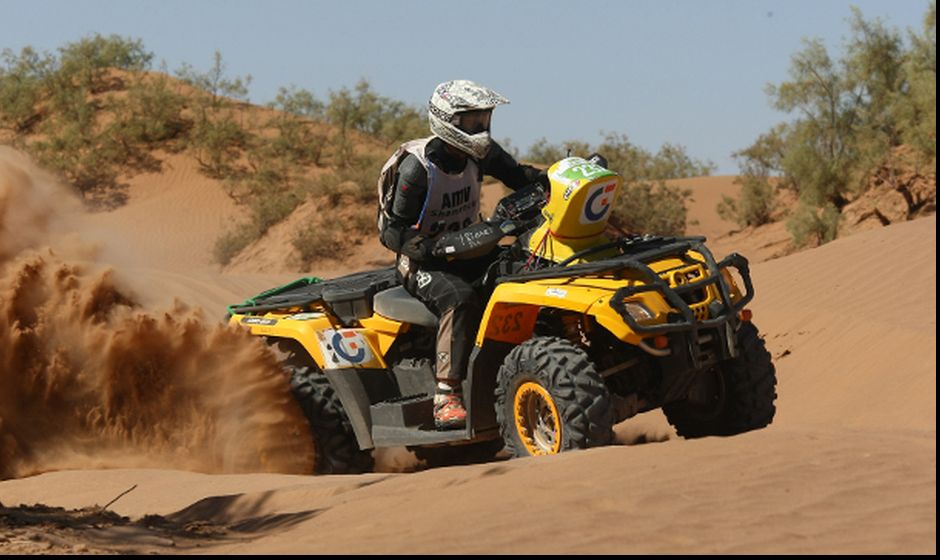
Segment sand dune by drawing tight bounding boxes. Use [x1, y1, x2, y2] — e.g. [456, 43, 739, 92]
[1, 425, 933, 554]
[750, 216, 936, 431]
[0, 148, 935, 554]
[78, 153, 247, 273]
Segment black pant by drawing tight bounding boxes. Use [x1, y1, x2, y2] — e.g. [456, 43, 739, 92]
[398, 254, 493, 383]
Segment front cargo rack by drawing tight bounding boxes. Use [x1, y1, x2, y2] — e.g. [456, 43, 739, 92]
[497, 235, 754, 335]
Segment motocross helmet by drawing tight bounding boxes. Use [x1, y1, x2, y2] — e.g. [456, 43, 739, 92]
[428, 80, 508, 160]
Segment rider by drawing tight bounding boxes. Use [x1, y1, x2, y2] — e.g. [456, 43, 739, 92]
[379, 80, 544, 429]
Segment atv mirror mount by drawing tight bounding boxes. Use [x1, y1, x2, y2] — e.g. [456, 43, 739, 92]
[587, 152, 608, 169]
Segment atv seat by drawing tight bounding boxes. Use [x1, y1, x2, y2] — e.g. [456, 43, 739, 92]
[373, 286, 438, 328]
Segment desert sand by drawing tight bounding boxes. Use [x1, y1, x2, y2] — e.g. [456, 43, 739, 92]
[0, 147, 935, 554]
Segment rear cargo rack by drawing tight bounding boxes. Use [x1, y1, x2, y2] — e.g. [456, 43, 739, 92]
[227, 276, 323, 315]
[227, 267, 399, 326]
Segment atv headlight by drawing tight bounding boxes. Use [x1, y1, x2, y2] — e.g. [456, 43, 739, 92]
[623, 301, 654, 322]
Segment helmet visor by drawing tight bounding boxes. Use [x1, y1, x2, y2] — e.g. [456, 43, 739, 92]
[452, 109, 492, 135]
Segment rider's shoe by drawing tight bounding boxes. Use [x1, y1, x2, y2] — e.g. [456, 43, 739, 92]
[433, 390, 467, 430]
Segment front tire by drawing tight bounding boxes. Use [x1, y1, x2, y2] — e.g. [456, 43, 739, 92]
[288, 365, 375, 474]
[663, 321, 777, 438]
[495, 337, 613, 457]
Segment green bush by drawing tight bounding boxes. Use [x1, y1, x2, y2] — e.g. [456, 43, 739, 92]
[269, 85, 324, 118]
[234, 152, 290, 195]
[524, 138, 591, 165]
[524, 133, 714, 182]
[1, 34, 171, 200]
[524, 134, 709, 236]
[263, 113, 328, 167]
[254, 95, 329, 189]
[325, 79, 426, 152]
[786, 202, 841, 247]
[0, 46, 55, 133]
[306, 152, 383, 205]
[188, 116, 249, 178]
[292, 226, 340, 265]
[110, 74, 188, 145]
[737, 2, 936, 246]
[717, 176, 777, 228]
[215, 156, 304, 248]
[346, 83, 426, 145]
[28, 82, 128, 199]
[249, 192, 302, 232]
[31, 134, 119, 194]
[348, 211, 376, 235]
[717, 127, 787, 227]
[337, 153, 383, 202]
[645, 142, 716, 180]
[291, 209, 374, 268]
[57, 33, 152, 93]
[895, 3, 937, 162]
[173, 51, 255, 178]
[376, 102, 427, 146]
[174, 50, 250, 109]
[598, 133, 715, 181]
[612, 181, 691, 236]
[213, 222, 261, 265]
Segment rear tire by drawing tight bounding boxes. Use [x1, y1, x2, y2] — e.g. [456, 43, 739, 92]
[663, 322, 777, 438]
[495, 336, 613, 457]
[288, 365, 375, 474]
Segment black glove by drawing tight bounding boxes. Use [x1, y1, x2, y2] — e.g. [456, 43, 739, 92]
[431, 221, 506, 260]
[535, 168, 551, 190]
[400, 234, 436, 261]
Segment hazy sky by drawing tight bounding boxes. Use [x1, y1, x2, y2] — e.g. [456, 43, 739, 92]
[1, 0, 932, 173]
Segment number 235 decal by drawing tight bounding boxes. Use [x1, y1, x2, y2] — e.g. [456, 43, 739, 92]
[485, 304, 539, 344]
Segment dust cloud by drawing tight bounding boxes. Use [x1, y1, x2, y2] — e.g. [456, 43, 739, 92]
[0, 148, 314, 480]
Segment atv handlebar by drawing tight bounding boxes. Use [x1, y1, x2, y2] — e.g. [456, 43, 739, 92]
[490, 182, 547, 225]
[431, 220, 510, 260]
[428, 154, 607, 261]
[431, 182, 548, 260]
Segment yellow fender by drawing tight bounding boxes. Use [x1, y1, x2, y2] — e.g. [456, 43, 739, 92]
[477, 248, 738, 347]
[229, 312, 406, 370]
[476, 278, 672, 347]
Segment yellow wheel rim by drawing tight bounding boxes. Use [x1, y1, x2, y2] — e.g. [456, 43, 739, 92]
[513, 381, 562, 455]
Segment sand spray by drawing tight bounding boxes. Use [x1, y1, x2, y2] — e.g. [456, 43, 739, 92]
[0, 148, 314, 479]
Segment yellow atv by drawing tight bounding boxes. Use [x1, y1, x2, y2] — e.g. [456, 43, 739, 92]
[228, 155, 776, 473]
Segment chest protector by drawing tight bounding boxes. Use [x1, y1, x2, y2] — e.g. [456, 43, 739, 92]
[377, 137, 482, 242]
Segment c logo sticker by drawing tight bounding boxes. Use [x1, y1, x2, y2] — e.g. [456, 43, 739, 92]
[331, 331, 366, 363]
[582, 182, 615, 223]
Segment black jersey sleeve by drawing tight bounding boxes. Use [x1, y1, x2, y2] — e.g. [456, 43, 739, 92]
[379, 154, 436, 261]
[480, 141, 544, 191]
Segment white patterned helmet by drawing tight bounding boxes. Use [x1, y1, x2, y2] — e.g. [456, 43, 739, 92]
[428, 80, 509, 160]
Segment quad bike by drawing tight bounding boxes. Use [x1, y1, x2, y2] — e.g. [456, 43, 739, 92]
[227, 155, 777, 473]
